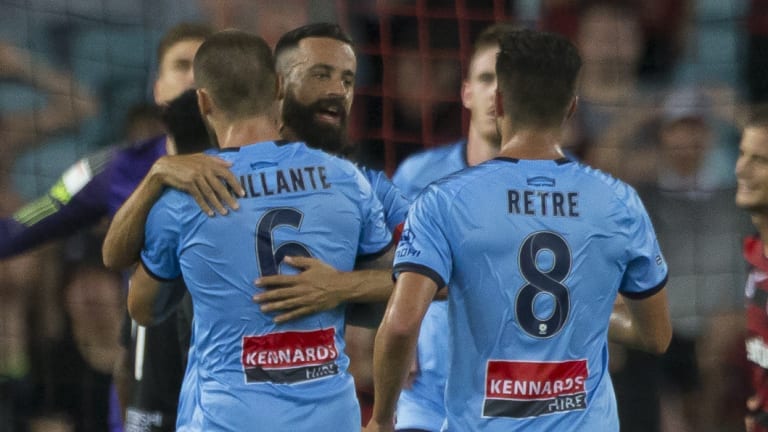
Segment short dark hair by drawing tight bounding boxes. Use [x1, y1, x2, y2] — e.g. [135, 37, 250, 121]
[467, 22, 520, 76]
[162, 89, 211, 154]
[274, 22, 353, 72]
[193, 30, 277, 119]
[156, 22, 214, 64]
[496, 29, 582, 128]
[473, 22, 519, 55]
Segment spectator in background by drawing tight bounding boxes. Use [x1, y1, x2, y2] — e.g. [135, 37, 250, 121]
[0, 22, 219, 432]
[197, 0, 311, 47]
[0, 40, 97, 432]
[563, 0, 659, 184]
[747, 0, 768, 104]
[628, 87, 751, 432]
[541, 0, 689, 83]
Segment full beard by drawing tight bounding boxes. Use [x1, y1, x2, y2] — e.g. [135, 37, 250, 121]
[281, 92, 351, 156]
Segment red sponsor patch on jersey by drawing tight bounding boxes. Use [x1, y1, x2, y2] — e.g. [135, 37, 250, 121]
[242, 328, 339, 383]
[483, 359, 588, 418]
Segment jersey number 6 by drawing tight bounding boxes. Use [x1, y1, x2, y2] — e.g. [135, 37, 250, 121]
[256, 208, 312, 276]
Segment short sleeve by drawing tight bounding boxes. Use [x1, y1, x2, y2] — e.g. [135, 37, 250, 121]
[140, 192, 184, 280]
[619, 190, 668, 298]
[392, 186, 452, 289]
[360, 166, 410, 230]
[354, 169, 394, 257]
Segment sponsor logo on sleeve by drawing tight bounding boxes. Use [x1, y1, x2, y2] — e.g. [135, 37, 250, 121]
[483, 359, 588, 419]
[396, 228, 421, 258]
[242, 328, 339, 384]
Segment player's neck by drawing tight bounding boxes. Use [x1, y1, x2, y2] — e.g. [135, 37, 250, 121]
[465, 125, 500, 167]
[279, 125, 300, 142]
[498, 128, 565, 160]
[215, 116, 282, 149]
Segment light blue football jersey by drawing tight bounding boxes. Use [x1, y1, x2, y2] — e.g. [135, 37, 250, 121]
[141, 141, 392, 432]
[393, 140, 467, 202]
[359, 165, 410, 232]
[391, 141, 467, 431]
[393, 157, 667, 432]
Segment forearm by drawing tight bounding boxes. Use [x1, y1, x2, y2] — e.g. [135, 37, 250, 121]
[8, 57, 96, 140]
[347, 245, 395, 303]
[608, 292, 672, 354]
[608, 300, 643, 348]
[103, 171, 165, 270]
[370, 272, 436, 427]
[370, 322, 418, 426]
[336, 269, 393, 303]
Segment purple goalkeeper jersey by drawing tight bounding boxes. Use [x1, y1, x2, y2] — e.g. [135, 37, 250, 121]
[0, 135, 168, 257]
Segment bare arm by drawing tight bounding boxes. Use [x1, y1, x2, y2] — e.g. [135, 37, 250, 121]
[364, 271, 437, 432]
[126, 262, 186, 327]
[127, 264, 163, 326]
[608, 288, 672, 354]
[253, 245, 395, 323]
[102, 153, 244, 270]
[0, 41, 97, 151]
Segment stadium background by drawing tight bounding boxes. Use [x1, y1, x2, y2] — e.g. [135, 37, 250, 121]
[1, 0, 752, 194]
[0, 0, 763, 431]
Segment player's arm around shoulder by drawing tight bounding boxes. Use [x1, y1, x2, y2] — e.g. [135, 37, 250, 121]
[103, 153, 244, 270]
[609, 288, 672, 354]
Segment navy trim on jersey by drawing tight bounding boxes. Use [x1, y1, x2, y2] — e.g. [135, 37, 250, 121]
[140, 258, 181, 283]
[620, 274, 668, 300]
[459, 139, 469, 168]
[218, 140, 294, 153]
[493, 157, 574, 165]
[357, 239, 396, 262]
[495, 157, 520, 163]
[393, 262, 446, 291]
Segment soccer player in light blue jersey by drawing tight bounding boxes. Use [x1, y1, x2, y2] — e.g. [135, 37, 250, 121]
[102, 24, 409, 427]
[121, 30, 393, 431]
[366, 29, 672, 432]
[390, 23, 515, 432]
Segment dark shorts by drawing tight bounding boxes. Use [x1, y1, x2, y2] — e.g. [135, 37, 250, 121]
[660, 334, 700, 393]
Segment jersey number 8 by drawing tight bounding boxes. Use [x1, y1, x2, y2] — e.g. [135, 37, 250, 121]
[515, 231, 572, 338]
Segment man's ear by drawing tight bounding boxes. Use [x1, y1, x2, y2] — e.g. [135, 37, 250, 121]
[495, 89, 505, 118]
[153, 78, 162, 105]
[565, 96, 578, 121]
[196, 88, 211, 117]
[276, 74, 285, 101]
[461, 80, 471, 110]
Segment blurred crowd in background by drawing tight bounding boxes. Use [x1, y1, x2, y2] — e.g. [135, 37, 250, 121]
[0, 0, 764, 431]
